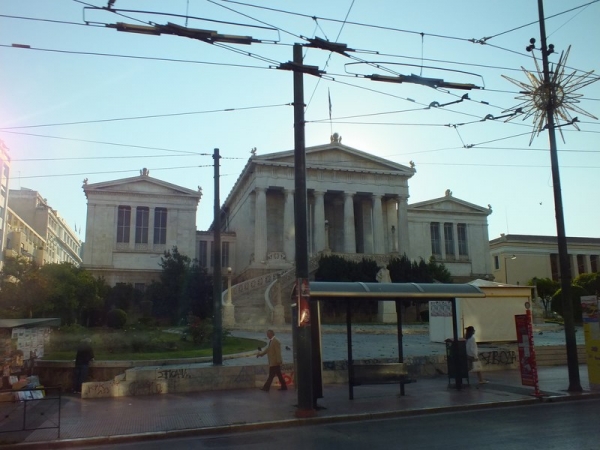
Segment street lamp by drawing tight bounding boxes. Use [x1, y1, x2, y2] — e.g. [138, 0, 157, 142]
[504, 254, 516, 284]
[223, 267, 236, 328]
[226, 267, 232, 305]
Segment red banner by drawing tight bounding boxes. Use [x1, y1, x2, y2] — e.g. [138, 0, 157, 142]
[515, 311, 539, 390]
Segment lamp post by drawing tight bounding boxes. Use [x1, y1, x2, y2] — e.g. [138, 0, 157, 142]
[226, 267, 232, 304]
[504, 254, 516, 284]
[223, 266, 236, 328]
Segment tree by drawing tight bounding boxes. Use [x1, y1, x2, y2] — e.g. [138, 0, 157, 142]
[35, 263, 105, 326]
[0, 256, 48, 318]
[573, 272, 600, 296]
[528, 277, 560, 316]
[551, 285, 587, 324]
[148, 246, 213, 325]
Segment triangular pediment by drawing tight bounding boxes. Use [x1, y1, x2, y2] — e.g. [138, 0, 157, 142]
[409, 192, 491, 215]
[254, 142, 414, 176]
[83, 175, 201, 198]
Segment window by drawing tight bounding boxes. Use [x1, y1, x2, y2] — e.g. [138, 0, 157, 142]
[550, 253, 560, 281]
[153, 208, 167, 244]
[591, 255, 598, 273]
[134, 283, 146, 292]
[444, 222, 454, 257]
[198, 241, 208, 267]
[457, 223, 468, 256]
[210, 241, 215, 267]
[135, 207, 149, 244]
[494, 255, 500, 270]
[117, 206, 131, 243]
[222, 241, 230, 268]
[430, 222, 441, 255]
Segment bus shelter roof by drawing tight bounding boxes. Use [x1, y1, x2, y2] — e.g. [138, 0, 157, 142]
[309, 282, 485, 300]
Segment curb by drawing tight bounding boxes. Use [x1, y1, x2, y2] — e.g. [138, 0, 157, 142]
[8, 394, 573, 449]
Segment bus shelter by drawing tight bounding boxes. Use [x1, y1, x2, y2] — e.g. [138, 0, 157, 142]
[308, 282, 485, 398]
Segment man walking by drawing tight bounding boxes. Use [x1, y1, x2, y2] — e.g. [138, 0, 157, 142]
[257, 329, 287, 392]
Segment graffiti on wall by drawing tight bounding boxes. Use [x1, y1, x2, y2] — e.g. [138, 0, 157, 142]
[479, 350, 517, 366]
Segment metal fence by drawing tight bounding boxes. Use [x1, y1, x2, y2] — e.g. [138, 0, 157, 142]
[0, 386, 61, 440]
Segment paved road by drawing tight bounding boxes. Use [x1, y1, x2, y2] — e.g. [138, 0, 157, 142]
[71, 398, 600, 450]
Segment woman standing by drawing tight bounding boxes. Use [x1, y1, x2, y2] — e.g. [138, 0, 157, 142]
[465, 326, 487, 384]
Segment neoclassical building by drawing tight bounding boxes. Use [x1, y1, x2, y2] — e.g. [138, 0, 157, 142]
[82, 169, 202, 287]
[209, 136, 493, 282]
[490, 234, 600, 285]
[8, 188, 82, 266]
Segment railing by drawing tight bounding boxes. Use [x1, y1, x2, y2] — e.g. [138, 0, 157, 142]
[0, 386, 61, 440]
[231, 270, 284, 298]
[265, 254, 322, 314]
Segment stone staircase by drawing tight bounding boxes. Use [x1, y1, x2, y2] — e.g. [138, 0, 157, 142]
[227, 271, 283, 325]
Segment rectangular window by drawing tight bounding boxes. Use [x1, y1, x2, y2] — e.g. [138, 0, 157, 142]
[153, 208, 167, 245]
[210, 241, 214, 268]
[222, 241, 230, 268]
[444, 222, 454, 257]
[135, 207, 149, 244]
[430, 222, 441, 255]
[591, 255, 598, 273]
[199, 241, 208, 267]
[117, 206, 131, 243]
[577, 254, 586, 275]
[457, 223, 468, 256]
[494, 255, 500, 270]
[134, 283, 145, 292]
[550, 253, 560, 281]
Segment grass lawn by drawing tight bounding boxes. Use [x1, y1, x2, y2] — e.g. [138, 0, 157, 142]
[43, 327, 265, 361]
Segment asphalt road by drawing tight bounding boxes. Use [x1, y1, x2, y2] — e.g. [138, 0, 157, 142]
[73, 398, 599, 450]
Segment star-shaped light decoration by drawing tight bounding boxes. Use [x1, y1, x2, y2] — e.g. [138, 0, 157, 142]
[502, 45, 598, 145]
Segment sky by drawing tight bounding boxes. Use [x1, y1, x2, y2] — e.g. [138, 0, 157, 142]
[1, 0, 599, 243]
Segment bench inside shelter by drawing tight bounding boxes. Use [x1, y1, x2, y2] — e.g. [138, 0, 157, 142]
[350, 363, 415, 395]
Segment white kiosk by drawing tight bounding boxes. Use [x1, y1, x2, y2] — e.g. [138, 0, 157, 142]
[429, 279, 532, 343]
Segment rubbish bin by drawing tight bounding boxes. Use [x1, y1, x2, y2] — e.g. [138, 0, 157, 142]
[445, 338, 469, 387]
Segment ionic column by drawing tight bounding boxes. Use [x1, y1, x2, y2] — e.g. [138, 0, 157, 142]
[313, 190, 326, 252]
[396, 196, 410, 256]
[343, 192, 356, 253]
[283, 189, 295, 262]
[453, 223, 460, 258]
[372, 194, 385, 254]
[254, 187, 267, 263]
[584, 255, 592, 274]
[571, 254, 578, 277]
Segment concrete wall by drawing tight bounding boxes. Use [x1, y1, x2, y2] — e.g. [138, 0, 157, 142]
[34, 344, 586, 398]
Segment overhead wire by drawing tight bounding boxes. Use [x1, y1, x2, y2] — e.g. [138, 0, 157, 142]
[4, 4, 597, 148]
[0, 43, 272, 71]
[0, 103, 292, 130]
[304, 0, 356, 113]
[16, 165, 216, 180]
[481, 0, 600, 41]
[219, 0, 474, 43]
[0, 130, 209, 155]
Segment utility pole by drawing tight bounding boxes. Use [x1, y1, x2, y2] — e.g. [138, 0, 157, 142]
[536, 0, 581, 391]
[212, 148, 222, 366]
[292, 43, 315, 417]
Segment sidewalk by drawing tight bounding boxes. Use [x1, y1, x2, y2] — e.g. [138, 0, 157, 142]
[3, 365, 597, 449]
